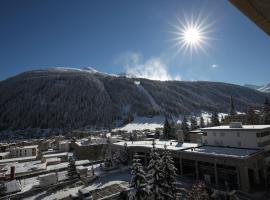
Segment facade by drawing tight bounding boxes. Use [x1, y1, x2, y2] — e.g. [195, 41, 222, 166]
[113, 140, 266, 192]
[6, 145, 38, 158]
[71, 138, 108, 160]
[59, 141, 71, 152]
[201, 123, 270, 162]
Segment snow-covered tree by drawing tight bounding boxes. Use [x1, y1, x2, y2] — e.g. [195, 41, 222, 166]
[163, 118, 171, 139]
[129, 154, 148, 200]
[0, 181, 6, 196]
[161, 145, 177, 200]
[211, 112, 220, 126]
[147, 147, 165, 200]
[181, 116, 189, 134]
[67, 159, 77, 178]
[190, 116, 198, 130]
[104, 138, 114, 168]
[262, 98, 270, 124]
[199, 116, 205, 128]
[188, 181, 209, 200]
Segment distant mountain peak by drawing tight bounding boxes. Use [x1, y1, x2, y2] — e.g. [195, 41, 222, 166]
[244, 83, 270, 93]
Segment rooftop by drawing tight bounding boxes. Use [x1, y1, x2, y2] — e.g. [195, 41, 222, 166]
[114, 140, 199, 151]
[201, 124, 270, 131]
[184, 145, 261, 158]
[7, 145, 39, 149]
[43, 152, 68, 158]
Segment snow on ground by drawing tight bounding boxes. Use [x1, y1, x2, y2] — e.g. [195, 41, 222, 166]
[114, 115, 164, 132]
[23, 168, 131, 200]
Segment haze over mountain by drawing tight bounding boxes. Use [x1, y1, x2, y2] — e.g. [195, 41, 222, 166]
[0, 67, 269, 131]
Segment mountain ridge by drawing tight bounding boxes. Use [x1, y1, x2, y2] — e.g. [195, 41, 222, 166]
[0, 67, 269, 130]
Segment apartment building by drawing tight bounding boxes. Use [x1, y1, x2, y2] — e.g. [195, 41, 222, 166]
[6, 145, 38, 158]
[201, 122, 270, 162]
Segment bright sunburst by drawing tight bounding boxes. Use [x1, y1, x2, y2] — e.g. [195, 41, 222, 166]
[170, 14, 214, 56]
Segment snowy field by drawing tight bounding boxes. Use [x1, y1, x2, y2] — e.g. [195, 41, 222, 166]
[114, 115, 165, 132]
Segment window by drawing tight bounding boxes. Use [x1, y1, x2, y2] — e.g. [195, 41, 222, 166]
[237, 141, 241, 147]
[220, 132, 225, 137]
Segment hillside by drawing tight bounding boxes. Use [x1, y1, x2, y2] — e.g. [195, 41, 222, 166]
[0, 68, 269, 130]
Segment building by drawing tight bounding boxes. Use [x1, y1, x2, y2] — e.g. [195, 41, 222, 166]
[6, 145, 38, 158]
[0, 152, 10, 160]
[201, 123, 270, 162]
[71, 138, 108, 160]
[113, 140, 266, 192]
[59, 141, 71, 152]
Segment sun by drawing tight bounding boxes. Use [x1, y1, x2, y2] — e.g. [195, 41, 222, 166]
[170, 14, 213, 56]
[183, 27, 201, 45]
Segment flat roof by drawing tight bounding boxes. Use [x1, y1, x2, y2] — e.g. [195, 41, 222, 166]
[114, 140, 199, 151]
[201, 125, 270, 131]
[7, 145, 38, 149]
[0, 156, 36, 164]
[184, 146, 261, 158]
[0, 152, 10, 156]
[43, 152, 68, 158]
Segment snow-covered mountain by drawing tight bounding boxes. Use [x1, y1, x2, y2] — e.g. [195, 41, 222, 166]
[0, 67, 269, 130]
[244, 83, 270, 93]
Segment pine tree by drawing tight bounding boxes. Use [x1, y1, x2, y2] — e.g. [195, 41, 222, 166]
[147, 147, 164, 200]
[0, 181, 6, 196]
[229, 96, 236, 116]
[199, 116, 205, 128]
[181, 116, 189, 133]
[67, 159, 77, 178]
[211, 112, 220, 126]
[190, 116, 198, 130]
[161, 145, 177, 200]
[129, 154, 148, 200]
[163, 119, 171, 140]
[188, 181, 209, 200]
[246, 109, 260, 125]
[263, 98, 270, 124]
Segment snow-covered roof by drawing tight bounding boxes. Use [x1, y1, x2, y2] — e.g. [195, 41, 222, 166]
[7, 145, 38, 150]
[43, 152, 68, 158]
[75, 160, 90, 166]
[0, 156, 36, 164]
[2, 160, 46, 175]
[0, 152, 10, 156]
[114, 140, 199, 151]
[5, 180, 21, 194]
[184, 146, 261, 158]
[201, 125, 270, 131]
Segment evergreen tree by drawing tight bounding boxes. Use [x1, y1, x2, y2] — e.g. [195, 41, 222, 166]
[129, 154, 148, 200]
[188, 181, 209, 200]
[181, 116, 189, 141]
[163, 119, 171, 140]
[161, 145, 177, 200]
[67, 159, 77, 178]
[229, 96, 236, 116]
[211, 112, 220, 126]
[199, 116, 205, 128]
[0, 181, 6, 196]
[246, 109, 260, 125]
[190, 116, 198, 130]
[262, 98, 270, 124]
[147, 147, 165, 200]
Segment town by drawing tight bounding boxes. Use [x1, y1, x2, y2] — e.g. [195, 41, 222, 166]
[0, 97, 270, 199]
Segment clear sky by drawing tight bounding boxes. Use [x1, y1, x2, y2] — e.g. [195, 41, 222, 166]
[0, 0, 270, 85]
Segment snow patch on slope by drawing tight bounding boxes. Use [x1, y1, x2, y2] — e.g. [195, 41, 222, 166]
[114, 115, 164, 132]
[134, 81, 161, 111]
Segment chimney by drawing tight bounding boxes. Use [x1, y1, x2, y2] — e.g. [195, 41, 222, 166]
[10, 166, 15, 180]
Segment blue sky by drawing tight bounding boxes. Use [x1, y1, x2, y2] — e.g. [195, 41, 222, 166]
[0, 0, 270, 85]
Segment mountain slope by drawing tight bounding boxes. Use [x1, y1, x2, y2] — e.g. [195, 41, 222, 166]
[0, 68, 269, 130]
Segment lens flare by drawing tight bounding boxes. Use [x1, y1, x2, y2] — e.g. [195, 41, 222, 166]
[170, 14, 214, 56]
